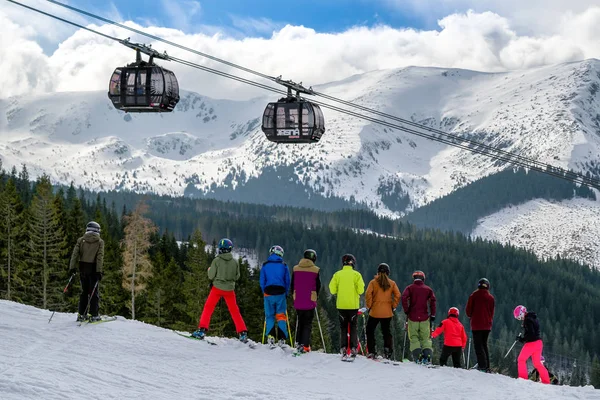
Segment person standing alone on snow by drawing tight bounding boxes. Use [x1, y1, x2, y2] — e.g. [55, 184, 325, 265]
[466, 278, 495, 372]
[192, 239, 248, 342]
[365, 263, 400, 360]
[69, 221, 105, 322]
[401, 270, 437, 364]
[329, 254, 365, 360]
[514, 305, 550, 384]
[291, 249, 321, 353]
[260, 245, 291, 346]
[431, 307, 467, 368]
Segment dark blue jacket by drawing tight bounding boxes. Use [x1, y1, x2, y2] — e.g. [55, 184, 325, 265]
[260, 254, 291, 295]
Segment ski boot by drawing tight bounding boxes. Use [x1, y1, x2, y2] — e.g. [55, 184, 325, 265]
[278, 339, 286, 347]
[367, 353, 376, 360]
[89, 315, 102, 322]
[383, 348, 393, 360]
[350, 347, 358, 360]
[340, 347, 348, 361]
[239, 331, 248, 343]
[191, 328, 206, 339]
[267, 335, 276, 348]
[412, 348, 422, 364]
[76, 314, 85, 322]
[302, 345, 311, 353]
[421, 348, 433, 366]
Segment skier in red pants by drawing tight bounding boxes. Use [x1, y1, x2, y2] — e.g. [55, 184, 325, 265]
[192, 238, 248, 342]
[513, 305, 550, 384]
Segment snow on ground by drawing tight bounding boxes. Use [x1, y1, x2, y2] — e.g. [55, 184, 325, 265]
[1, 300, 597, 400]
[473, 198, 600, 269]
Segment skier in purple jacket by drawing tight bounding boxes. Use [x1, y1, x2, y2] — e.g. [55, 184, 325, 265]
[291, 249, 321, 353]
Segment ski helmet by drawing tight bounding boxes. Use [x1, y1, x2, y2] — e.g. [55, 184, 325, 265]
[478, 278, 490, 289]
[377, 263, 390, 275]
[540, 356, 546, 364]
[86, 221, 101, 234]
[342, 254, 356, 267]
[218, 238, 233, 253]
[448, 307, 459, 317]
[513, 305, 527, 320]
[303, 249, 317, 262]
[269, 245, 284, 257]
[412, 270, 425, 281]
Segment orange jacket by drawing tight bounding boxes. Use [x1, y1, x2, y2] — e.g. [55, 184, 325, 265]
[365, 276, 401, 318]
[432, 316, 467, 348]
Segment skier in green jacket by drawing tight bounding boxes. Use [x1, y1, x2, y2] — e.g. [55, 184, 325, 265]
[192, 239, 248, 342]
[329, 254, 365, 360]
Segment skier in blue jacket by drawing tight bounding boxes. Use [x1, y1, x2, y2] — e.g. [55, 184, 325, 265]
[260, 245, 291, 346]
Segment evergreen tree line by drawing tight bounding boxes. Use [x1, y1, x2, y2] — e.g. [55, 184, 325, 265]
[0, 161, 599, 387]
[405, 167, 596, 233]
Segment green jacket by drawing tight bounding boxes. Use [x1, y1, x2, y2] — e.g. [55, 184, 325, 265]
[329, 265, 365, 310]
[69, 232, 105, 273]
[208, 253, 240, 291]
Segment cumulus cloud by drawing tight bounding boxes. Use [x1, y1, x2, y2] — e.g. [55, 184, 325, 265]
[1, 4, 600, 100]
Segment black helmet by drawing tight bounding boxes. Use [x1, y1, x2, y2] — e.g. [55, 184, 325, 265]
[304, 249, 317, 262]
[478, 278, 490, 289]
[86, 221, 101, 234]
[342, 254, 356, 267]
[377, 263, 390, 275]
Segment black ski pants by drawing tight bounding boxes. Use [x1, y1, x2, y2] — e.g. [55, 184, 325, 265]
[440, 345, 462, 368]
[473, 330, 491, 370]
[366, 316, 392, 355]
[79, 272, 100, 316]
[338, 309, 358, 351]
[296, 309, 315, 347]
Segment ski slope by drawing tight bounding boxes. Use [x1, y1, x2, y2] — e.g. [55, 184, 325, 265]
[0, 301, 597, 400]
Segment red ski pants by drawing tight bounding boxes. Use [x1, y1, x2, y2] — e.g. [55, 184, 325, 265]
[199, 287, 247, 333]
[518, 340, 550, 384]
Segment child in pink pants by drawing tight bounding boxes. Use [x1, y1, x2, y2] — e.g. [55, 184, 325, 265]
[513, 305, 550, 384]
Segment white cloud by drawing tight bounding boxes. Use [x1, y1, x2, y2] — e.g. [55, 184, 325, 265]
[1, 5, 600, 100]
[228, 15, 282, 36]
[161, 0, 201, 32]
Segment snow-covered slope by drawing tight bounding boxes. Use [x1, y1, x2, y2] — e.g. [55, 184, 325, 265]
[1, 300, 597, 400]
[1, 60, 600, 215]
[473, 198, 600, 268]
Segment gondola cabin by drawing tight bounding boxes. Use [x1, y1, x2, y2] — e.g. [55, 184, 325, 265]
[108, 48, 179, 113]
[262, 97, 325, 144]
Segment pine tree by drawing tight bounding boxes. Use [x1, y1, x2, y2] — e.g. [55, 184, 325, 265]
[0, 179, 25, 300]
[181, 229, 210, 330]
[122, 201, 156, 320]
[28, 175, 66, 309]
[591, 356, 600, 389]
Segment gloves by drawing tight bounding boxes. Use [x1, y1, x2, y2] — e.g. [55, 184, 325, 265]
[69, 268, 77, 276]
[516, 333, 524, 343]
[430, 315, 436, 323]
[209, 282, 213, 289]
[95, 272, 103, 282]
[392, 308, 397, 313]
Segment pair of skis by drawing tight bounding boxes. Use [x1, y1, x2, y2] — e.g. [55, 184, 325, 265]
[175, 331, 257, 348]
[78, 316, 118, 327]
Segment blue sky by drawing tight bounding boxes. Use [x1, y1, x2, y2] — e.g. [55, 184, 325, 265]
[72, 0, 428, 36]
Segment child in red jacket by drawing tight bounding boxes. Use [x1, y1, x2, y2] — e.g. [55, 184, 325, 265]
[432, 307, 467, 368]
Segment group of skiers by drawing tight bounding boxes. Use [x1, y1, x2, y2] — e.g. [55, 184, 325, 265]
[68, 224, 554, 384]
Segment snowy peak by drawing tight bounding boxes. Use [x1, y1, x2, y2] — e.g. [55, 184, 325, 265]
[1, 60, 600, 213]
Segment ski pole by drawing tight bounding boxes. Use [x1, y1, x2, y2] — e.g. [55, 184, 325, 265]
[285, 310, 293, 347]
[462, 350, 466, 369]
[48, 273, 76, 324]
[315, 308, 326, 353]
[467, 336, 472, 368]
[78, 280, 99, 326]
[262, 318, 266, 344]
[294, 317, 299, 347]
[401, 321, 408, 361]
[504, 340, 518, 359]
[360, 313, 367, 355]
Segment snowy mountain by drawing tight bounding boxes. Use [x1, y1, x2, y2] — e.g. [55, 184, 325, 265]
[2, 59, 600, 266]
[473, 198, 600, 269]
[1, 300, 597, 400]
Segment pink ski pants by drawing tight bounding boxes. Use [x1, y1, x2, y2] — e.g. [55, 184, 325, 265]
[518, 340, 550, 384]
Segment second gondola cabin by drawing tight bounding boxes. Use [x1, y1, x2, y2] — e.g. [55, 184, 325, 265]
[262, 97, 325, 144]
